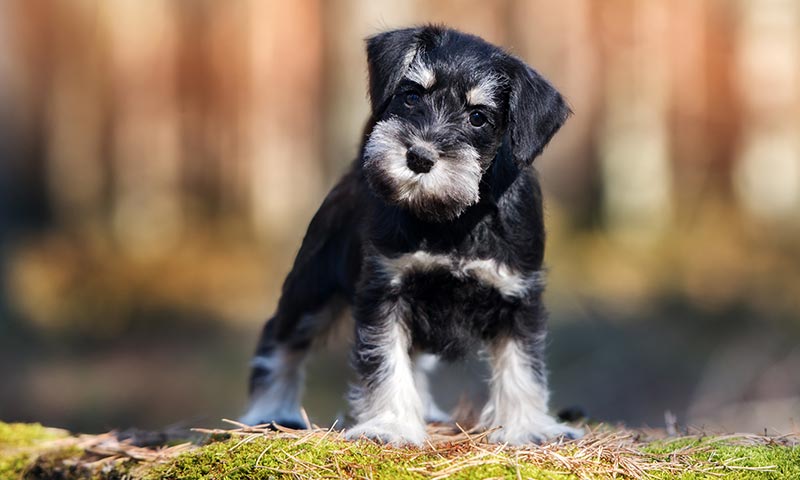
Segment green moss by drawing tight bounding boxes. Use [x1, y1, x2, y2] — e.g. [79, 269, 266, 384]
[0, 422, 76, 479]
[644, 439, 800, 479]
[0, 451, 33, 479]
[0, 423, 67, 448]
[146, 436, 576, 480]
[142, 433, 800, 480]
[2, 423, 798, 479]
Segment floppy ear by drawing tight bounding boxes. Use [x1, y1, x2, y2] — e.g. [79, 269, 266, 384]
[365, 27, 423, 115]
[506, 59, 571, 167]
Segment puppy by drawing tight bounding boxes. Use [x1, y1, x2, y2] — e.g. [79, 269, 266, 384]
[240, 25, 582, 446]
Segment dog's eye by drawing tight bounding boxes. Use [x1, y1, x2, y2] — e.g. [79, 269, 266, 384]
[469, 111, 487, 127]
[404, 92, 421, 107]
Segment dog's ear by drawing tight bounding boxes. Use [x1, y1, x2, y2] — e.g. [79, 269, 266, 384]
[365, 27, 424, 115]
[506, 59, 571, 167]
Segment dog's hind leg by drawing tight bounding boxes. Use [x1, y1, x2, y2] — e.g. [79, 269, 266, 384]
[414, 353, 451, 424]
[240, 306, 341, 429]
[240, 321, 307, 429]
[241, 169, 364, 428]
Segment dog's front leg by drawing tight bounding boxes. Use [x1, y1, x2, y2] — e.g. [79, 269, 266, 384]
[346, 298, 427, 446]
[480, 332, 582, 445]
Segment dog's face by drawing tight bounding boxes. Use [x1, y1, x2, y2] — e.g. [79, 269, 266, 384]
[362, 26, 570, 222]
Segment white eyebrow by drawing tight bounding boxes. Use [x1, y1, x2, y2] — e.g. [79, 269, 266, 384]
[466, 75, 504, 108]
[404, 56, 436, 89]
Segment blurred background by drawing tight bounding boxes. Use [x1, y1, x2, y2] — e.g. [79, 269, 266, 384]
[1, 0, 799, 435]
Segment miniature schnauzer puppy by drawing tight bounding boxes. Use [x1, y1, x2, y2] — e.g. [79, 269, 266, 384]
[240, 25, 582, 445]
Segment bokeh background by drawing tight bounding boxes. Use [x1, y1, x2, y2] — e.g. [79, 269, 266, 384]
[1, 0, 799, 435]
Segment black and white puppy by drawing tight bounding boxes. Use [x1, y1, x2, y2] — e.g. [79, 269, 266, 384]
[240, 25, 581, 445]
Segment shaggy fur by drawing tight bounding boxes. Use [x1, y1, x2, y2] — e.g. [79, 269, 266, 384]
[241, 25, 581, 445]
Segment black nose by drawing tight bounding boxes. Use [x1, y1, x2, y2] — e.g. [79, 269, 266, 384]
[406, 145, 436, 174]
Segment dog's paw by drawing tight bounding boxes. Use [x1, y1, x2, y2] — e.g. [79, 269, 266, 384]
[238, 410, 307, 430]
[487, 421, 583, 445]
[346, 419, 427, 446]
[424, 405, 452, 424]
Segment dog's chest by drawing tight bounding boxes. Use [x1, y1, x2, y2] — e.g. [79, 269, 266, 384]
[378, 251, 542, 299]
[377, 250, 543, 357]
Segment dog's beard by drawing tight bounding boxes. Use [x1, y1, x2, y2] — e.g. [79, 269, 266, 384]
[363, 118, 483, 221]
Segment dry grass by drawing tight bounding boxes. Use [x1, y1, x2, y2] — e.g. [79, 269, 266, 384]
[4, 420, 798, 479]
[181, 420, 798, 479]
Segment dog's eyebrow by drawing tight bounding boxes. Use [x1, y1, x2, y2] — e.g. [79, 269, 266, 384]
[466, 76, 503, 108]
[405, 56, 436, 89]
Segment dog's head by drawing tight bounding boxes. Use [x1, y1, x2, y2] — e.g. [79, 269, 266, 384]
[361, 25, 570, 222]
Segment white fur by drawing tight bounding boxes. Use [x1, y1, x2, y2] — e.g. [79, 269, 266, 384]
[363, 118, 482, 216]
[239, 347, 307, 427]
[379, 251, 544, 299]
[462, 258, 544, 298]
[414, 353, 451, 423]
[466, 75, 504, 108]
[405, 56, 436, 89]
[346, 302, 427, 445]
[480, 337, 582, 444]
[401, 48, 418, 74]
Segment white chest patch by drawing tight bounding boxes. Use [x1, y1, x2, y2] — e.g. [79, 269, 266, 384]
[378, 251, 544, 299]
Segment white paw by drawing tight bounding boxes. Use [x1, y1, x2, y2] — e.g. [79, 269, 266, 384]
[424, 403, 452, 424]
[239, 406, 306, 429]
[346, 419, 427, 446]
[487, 420, 583, 445]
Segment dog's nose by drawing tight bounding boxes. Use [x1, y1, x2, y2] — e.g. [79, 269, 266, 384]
[406, 145, 436, 174]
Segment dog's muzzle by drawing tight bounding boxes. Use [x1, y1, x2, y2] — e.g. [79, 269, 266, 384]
[363, 118, 483, 221]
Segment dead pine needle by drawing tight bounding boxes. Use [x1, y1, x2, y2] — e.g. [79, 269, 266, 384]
[6, 421, 798, 479]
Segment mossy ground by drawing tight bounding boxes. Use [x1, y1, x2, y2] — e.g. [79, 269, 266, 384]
[0, 422, 797, 479]
[145, 436, 571, 480]
[0, 423, 67, 449]
[0, 423, 73, 479]
[642, 438, 800, 479]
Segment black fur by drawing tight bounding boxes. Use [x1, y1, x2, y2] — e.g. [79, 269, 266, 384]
[244, 25, 572, 440]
